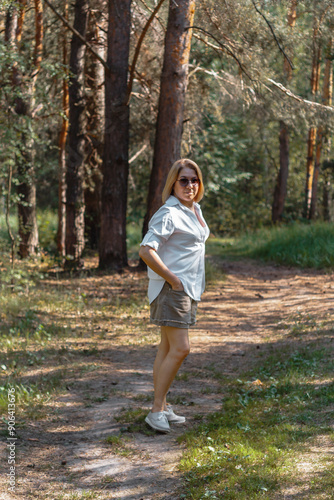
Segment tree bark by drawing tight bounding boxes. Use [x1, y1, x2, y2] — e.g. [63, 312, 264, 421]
[272, 121, 289, 223]
[65, 0, 89, 267]
[5, 5, 18, 268]
[85, 4, 106, 249]
[323, 169, 332, 222]
[142, 0, 196, 238]
[272, 0, 296, 224]
[57, 0, 69, 258]
[304, 126, 317, 218]
[16, 0, 42, 258]
[304, 19, 321, 219]
[283, 0, 297, 78]
[5, 4, 18, 43]
[99, 0, 131, 270]
[309, 37, 333, 220]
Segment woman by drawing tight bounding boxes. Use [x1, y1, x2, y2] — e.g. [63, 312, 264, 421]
[139, 158, 210, 433]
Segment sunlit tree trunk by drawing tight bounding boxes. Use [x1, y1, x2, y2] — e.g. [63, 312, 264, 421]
[142, 0, 196, 237]
[272, 0, 297, 223]
[304, 20, 321, 219]
[304, 127, 317, 217]
[309, 37, 333, 220]
[99, 0, 131, 270]
[16, 0, 42, 258]
[57, 0, 69, 258]
[65, 0, 89, 267]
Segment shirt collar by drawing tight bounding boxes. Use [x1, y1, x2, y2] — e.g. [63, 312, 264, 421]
[165, 195, 200, 211]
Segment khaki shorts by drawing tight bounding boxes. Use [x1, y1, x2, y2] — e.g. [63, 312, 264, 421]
[150, 282, 198, 329]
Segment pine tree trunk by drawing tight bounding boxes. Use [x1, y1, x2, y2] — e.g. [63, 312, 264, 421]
[57, 0, 69, 258]
[304, 22, 321, 219]
[272, 121, 289, 223]
[309, 37, 333, 220]
[309, 128, 323, 220]
[5, 5, 18, 266]
[5, 4, 17, 43]
[65, 0, 89, 267]
[85, 3, 106, 249]
[142, 0, 196, 238]
[272, 0, 296, 223]
[304, 126, 317, 218]
[16, 0, 42, 258]
[99, 0, 131, 270]
[323, 170, 332, 222]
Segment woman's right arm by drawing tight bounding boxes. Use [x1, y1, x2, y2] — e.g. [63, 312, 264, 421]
[139, 245, 184, 291]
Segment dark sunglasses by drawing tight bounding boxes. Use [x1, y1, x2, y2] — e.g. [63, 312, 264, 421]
[176, 177, 200, 188]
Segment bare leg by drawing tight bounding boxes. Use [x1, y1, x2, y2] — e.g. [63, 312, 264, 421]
[153, 327, 170, 411]
[151, 326, 190, 413]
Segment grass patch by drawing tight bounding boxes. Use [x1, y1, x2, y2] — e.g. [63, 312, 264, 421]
[207, 222, 334, 269]
[114, 407, 156, 435]
[115, 407, 147, 424]
[105, 434, 134, 457]
[177, 320, 334, 499]
[0, 375, 65, 421]
[54, 492, 101, 500]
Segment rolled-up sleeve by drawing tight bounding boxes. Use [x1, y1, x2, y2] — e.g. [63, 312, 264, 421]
[140, 208, 174, 251]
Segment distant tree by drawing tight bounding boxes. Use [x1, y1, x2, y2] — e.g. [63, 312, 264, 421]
[323, 160, 334, 221]
[99, 0, 131, 270]
[57, 0, 69, 258]
[14, 0, 42, 258]
[65, 0, 89, 267]
[272, 0, 297, 224]
[142, 0, 196, 238]
[4, 3, 18, 266]
[304, 15, 321, 219]
[272, 121, 290, 223]
[309, 36, 333, 219]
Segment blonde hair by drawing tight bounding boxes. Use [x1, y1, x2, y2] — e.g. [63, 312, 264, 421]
[162, 159, 204, 204]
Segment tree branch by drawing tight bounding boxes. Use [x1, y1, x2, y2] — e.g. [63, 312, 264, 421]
[267, 78, 334, 112]
[126, 0, 167, 104]
[187, 25, 254, 81]
[251, 0, 294, 71]
[43, 0, 109, 72]
[129, 143, 147, 164]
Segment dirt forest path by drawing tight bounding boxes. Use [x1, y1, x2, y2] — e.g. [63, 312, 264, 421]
[2, 260, 334, 500]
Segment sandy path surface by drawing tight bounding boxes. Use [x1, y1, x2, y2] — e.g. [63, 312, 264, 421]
[1, 260, 333, 499]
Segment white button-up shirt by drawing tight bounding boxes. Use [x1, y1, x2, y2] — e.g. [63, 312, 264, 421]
[140, 195, 210, 304]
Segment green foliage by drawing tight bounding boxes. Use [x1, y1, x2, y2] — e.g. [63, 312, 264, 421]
[0, 6, 66, 217]
[37, 210, 58, 252]
[213, 222, 334, 268]
[126, 221, 143, 260]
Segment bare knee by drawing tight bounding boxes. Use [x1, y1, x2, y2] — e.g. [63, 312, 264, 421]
[172, 345, 190, 362]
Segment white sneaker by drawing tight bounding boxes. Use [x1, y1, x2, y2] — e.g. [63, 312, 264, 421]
[145, 411, 170, 433]
[164, 404, 186, 423]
